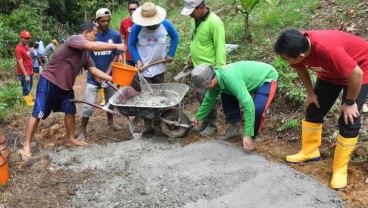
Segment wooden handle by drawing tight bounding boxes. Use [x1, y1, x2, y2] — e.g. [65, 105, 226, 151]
[141, 59, 167, 71]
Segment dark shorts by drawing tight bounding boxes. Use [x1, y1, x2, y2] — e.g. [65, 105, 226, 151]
[32, 76, 76, 119]
[32, 67, 40, 73]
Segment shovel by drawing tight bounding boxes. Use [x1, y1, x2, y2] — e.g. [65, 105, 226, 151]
[174, 65, 194, 81]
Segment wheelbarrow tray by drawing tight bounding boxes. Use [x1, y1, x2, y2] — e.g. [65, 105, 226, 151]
[109, 83, 189, 119]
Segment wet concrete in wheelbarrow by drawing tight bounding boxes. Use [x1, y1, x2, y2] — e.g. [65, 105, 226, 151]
[48, 138, 344, 208]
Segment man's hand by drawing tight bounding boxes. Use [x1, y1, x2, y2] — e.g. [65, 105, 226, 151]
[118, 54, 123, 62]
[341, 103, 360, 125]
[191, 117, 199, 126]
[243, 136, 254, 151]
[116, 43, 127, 52]
[25, 75, 31, 82]
[136, 61, 144, 72]
[305, 92, 320, 110]
[165, 56, 174, 63]
[187, 59, 193, 67]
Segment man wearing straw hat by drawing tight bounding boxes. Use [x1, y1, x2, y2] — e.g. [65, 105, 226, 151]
[77, 8, 123, 141]
[128, 2, 179, 137]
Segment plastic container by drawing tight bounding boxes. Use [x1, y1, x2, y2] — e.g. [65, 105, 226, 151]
[0, 155, 9, 185]
[112, 62, 138, 86]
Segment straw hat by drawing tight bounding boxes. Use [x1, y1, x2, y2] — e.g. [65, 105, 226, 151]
[132, 2, 166, 26]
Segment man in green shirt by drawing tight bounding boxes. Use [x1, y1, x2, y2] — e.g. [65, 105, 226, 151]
[190, 61, 278, 150]
[182, 0, 242, 139]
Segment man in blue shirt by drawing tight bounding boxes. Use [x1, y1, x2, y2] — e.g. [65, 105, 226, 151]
[77, 8, 123, 141]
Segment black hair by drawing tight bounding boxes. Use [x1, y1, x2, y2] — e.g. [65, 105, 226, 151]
[34, 43, 39, 48]
[79, 22, 97, 34]
[273, 28, 310, 58]
[29, 41, 35, 47]
[128, 0, 139, 7]
[197, 1, 205, 7]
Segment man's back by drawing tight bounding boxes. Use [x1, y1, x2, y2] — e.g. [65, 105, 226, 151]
[44, 43, 55, 56]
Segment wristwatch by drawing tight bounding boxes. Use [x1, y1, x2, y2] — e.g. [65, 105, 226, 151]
[344, 99, 356, 106]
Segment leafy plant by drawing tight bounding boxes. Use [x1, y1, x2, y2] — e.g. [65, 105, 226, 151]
[277, 118, 300, 132]
[232, 0, 261, 42]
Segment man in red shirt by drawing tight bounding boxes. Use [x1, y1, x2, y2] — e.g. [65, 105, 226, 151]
[15, 30, 34, 107]
[119, 0, 139, 66]
[274, 28, 368, 190]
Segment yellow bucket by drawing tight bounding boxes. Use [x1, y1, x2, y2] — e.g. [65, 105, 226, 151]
[112, 62, 138, 86]
[0, 155, 9, 185]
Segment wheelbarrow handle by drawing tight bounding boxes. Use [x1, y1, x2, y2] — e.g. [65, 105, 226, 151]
[141, 59, 167, 71]
[70, 99, 121, 115]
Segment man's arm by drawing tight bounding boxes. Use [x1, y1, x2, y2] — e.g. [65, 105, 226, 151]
[83, 41, 126, 52]
[88, 66, 113, 82]
[212, 20, 226, 68]
[17, 58, 30, 81]
[106, 55, 119, 75]
[295, 66, 320, 109]
[341, 65, 362, 124]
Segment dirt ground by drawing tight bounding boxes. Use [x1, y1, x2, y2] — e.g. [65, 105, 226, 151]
[1, 1, 368, 207]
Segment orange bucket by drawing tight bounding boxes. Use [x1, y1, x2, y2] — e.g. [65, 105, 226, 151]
[112, 62, 138, 86]
[0, 155, 9, 185]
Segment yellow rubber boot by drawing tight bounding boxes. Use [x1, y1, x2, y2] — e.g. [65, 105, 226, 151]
[99, 89, 105, 106]
[286, 120, 322, 163]
[330, 134, 357, 189]
[28, 94, 35, 105]
[23, 95, 34, 107]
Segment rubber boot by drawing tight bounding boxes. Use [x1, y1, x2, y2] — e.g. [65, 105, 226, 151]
[142, 118, 155, 138]
[286, 120, 322, 163]
[28, 94, 35, 106]
[330, 134, 357, 190]
[201, 118, 217, 136]
[217, 122, 242, 141]
[23, 95, 34, 107]
[99, 88, 105, 106]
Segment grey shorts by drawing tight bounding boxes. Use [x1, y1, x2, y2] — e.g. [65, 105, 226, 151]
[81, 83, 116, 118]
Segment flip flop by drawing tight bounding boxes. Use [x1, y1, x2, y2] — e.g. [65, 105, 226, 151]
[67, 140, 89, 147]
[19, 149, 32, 162]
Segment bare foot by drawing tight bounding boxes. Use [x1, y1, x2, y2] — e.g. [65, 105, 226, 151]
[67, 139, 88, 147]
[243, 136, 254, 151]
[76, 132, 86, 141]
[19, 149, 32, 162]
[109, 124, 122, 131]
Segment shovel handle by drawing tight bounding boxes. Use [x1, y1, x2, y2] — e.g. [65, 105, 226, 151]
[141, 59, 167, 71]
[70, 99, 120, 115]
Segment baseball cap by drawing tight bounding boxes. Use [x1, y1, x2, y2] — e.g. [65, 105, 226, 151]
[96, 8, 111, 19]
[20, 31, 31, 38]
[52, 39, 58, 44]
[191, 64, 215, 93]
[181, 0, 203, 16]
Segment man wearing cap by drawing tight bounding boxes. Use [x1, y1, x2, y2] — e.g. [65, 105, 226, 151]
[43, 39, 58, 64]
[190, 61, 278, 151]
[15, 30, 34, 107]
[119, 0, 139, 66]
[128, 2, 179, 137]
[20, 22, 127, 162]
[77, 8, 123, 141]
[182, 0, 242, 139]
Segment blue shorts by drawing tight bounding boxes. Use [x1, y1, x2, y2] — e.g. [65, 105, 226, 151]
[32, 76, 76, 119]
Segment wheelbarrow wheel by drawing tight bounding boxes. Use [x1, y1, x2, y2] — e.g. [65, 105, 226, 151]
[160, 109, 190, 138]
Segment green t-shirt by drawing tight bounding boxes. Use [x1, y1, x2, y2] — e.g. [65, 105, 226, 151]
[190, 12, 226, 69]
[195, 61, 279, 136]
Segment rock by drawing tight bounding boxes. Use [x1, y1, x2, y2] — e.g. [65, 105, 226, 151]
[362, 104, 368, 113]
[365, 178, 368, 184]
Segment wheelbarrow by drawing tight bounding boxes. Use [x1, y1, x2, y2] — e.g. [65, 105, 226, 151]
[72, 83, 192, 139]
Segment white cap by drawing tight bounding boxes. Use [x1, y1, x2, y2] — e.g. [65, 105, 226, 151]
[181, 0, 203, 16]
[96, 8, 111, 19]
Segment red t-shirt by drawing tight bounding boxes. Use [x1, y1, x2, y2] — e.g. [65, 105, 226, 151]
[41, 35, 95, 90]
[291, 30, 368, 85]
[119, 17, 134, 61]
[15, 43, 33, 76]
